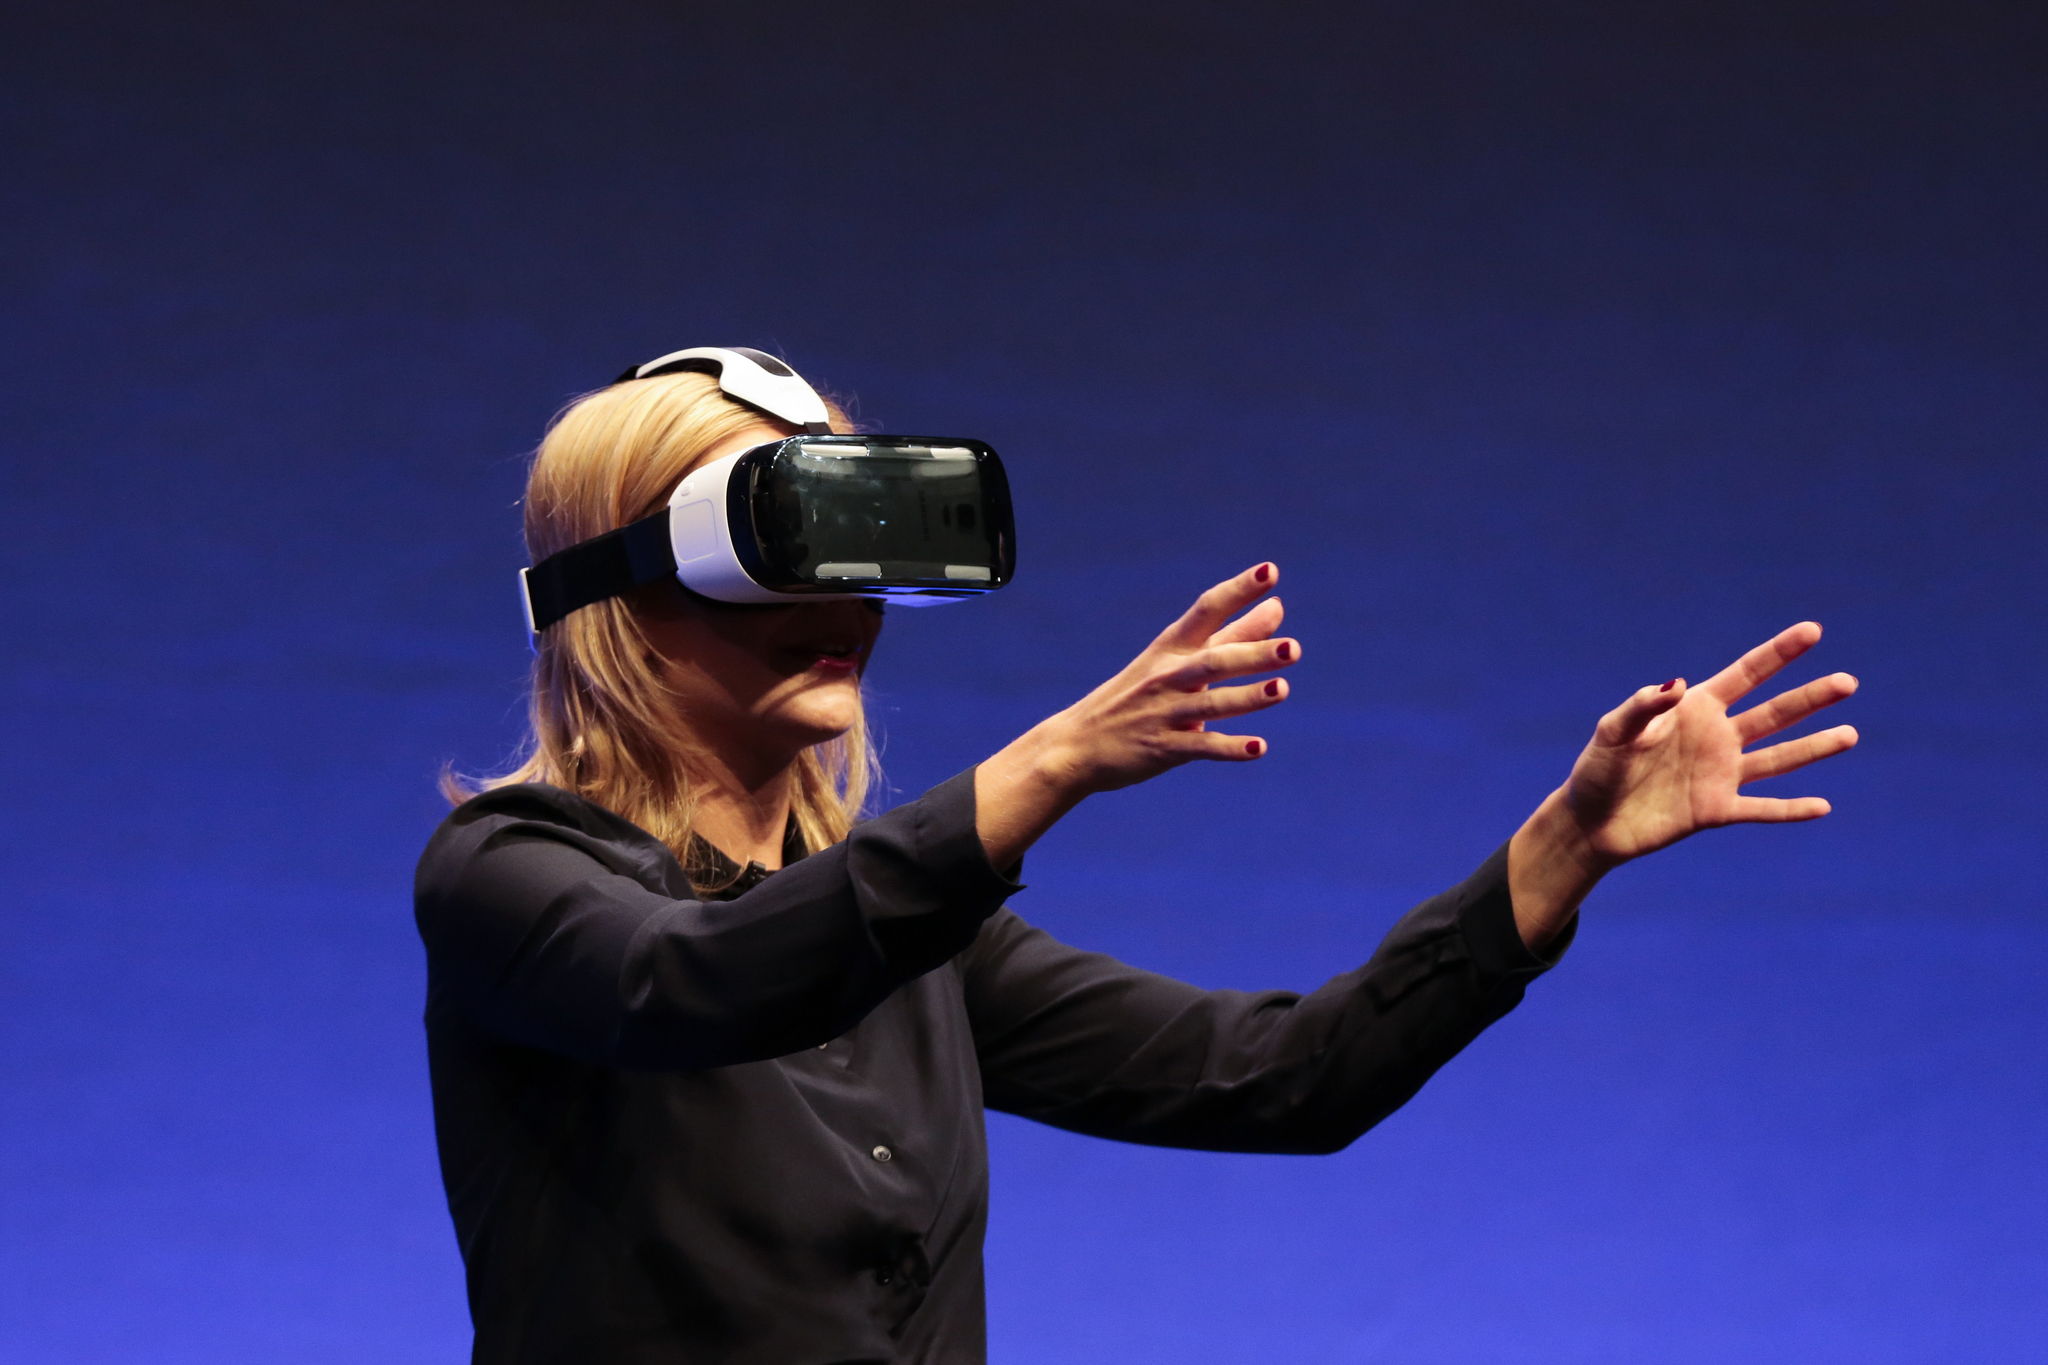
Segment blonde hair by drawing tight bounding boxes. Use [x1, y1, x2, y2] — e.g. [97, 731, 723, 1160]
[445, 371, 876, 878]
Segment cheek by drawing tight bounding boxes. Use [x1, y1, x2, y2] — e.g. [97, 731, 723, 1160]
[654, 630, 796, 709]
[701, 610, 794, 659]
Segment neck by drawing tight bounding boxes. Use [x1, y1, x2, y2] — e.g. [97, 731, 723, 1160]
[686, 748, 797, 870]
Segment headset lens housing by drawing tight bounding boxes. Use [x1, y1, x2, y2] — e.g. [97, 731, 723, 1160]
[735, 436, 1015, 598]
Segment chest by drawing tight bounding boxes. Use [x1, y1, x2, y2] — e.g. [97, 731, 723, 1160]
[560, 964, 990, 1236]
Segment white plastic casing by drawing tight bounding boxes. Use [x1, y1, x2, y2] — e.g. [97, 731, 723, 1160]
[664, 452, 794, 604]
[664, 447, 990, 607]
[630, 346, 832, 430]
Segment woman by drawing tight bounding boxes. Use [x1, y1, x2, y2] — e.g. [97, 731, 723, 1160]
[416, 354, 1859, 1364]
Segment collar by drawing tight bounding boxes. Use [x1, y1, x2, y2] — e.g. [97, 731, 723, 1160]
[685, 815, 810, 900]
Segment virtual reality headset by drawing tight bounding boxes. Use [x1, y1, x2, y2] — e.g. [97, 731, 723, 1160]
[520, 346, 1015, 633]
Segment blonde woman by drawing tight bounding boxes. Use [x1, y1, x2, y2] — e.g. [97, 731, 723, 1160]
[416, 355, 1859, 1364]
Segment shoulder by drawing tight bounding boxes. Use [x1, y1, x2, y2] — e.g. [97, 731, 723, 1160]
[421, 782, 647, 859]
[432, 781, 645, 837]
[415, 783, 685, 906]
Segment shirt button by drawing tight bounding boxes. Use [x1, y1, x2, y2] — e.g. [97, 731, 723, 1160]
[871, 1144, 893, 1163]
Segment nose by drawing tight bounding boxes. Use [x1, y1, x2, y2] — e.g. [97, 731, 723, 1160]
[845, 598, 886, 640]
[790, 597, 884, 638]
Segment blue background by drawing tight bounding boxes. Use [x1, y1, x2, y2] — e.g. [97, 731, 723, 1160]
[4, 2, 2043, 1359]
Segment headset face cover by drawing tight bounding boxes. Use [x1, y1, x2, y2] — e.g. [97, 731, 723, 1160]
[520, 347, 1016, 633]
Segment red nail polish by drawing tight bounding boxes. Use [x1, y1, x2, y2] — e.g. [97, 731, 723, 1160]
[1660, 679, 1678, 692]
[1245, 739, 1264, 756]
[1264, 679, 1281, 697]
[1254, 563, 1273, 584]
[1276, 641, 1293, 662]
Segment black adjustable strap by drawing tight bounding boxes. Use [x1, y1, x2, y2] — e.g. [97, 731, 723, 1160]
[522, 510, 675, 632]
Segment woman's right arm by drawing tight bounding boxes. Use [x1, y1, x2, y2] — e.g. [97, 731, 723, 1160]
[414, 773, 1021, 1069]
[416, 564, 1295, 1069]
[974, 562, 1297, 869]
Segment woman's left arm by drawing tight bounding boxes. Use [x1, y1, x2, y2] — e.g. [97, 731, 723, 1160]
[958, 622, 1858, 1155]
[1506, 621, 1859, 954]
[960, 855, 1548, 1156]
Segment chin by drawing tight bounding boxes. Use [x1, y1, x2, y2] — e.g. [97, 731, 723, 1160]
[774, 701, 862, 750]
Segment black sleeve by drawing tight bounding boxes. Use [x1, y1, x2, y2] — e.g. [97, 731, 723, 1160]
[414, 769, 1023, 1069]
[959, 845, 1568, 1155]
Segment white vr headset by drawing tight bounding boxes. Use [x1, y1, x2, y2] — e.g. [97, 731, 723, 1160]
[520, 347, 1015, 633]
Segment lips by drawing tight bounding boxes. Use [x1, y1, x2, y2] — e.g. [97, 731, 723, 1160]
[791, 643, 862, 672]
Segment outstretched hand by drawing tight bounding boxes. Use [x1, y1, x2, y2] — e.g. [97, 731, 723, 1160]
[1506, 622, 1860, 953]
[973, 563, 1298, 869]
[1039, 561, 1300, 794]
[1560, 622, 1860, 868]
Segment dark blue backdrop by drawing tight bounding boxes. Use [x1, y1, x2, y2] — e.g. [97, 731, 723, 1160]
[5, 2, 2043, 1359]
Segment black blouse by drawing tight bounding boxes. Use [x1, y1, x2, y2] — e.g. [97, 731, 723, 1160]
[415, 769, 1560, 1364]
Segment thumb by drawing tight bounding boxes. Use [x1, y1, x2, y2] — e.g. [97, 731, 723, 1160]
[1599, 677, 1686, 744]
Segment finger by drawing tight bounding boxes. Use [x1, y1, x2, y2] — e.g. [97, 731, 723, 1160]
[1728, 794, 1833, 823]
[1594, 678, 1688, 745]
[1171, 675, 1290, 723]
[1698, 622, 1823, 705]
[1153, 563, 1279, 652]
[1163, 637, 1300, 689]
[1740, 725, 1859, 784]
[1175, 729, 1271, 762]
[1732, 672, 1860, 745]
[1206, 595, 1285, 648]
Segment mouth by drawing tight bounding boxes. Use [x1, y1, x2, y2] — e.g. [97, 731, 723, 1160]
[791, 643, 863, 674]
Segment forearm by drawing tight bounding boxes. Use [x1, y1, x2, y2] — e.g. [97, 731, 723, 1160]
[1507, 787, 1612, 958]
[968, 845, 1550, 1154]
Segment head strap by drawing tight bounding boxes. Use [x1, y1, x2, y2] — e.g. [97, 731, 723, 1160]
[613, 345, 832, 434]
[519, 510, 674, 634]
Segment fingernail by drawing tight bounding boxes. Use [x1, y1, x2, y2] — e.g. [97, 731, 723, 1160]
[1660, 678, 1678, 692]
[1245, 739, 1264, 756]
[1264, 679, 1281, 697]
[1254, 563, 1273, 584]
[1275, 641, 1293, 662]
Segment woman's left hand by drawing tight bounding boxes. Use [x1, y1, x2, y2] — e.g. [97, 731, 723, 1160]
[1507, 622, 1859, 952]
[1562, 621, 1859, 866]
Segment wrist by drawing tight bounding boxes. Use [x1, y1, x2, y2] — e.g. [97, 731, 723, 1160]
[1538, 784, 1625, 879]
[1009, 711, 1093, 801]
[1507, 788, 1612, 956]
[973, 719, 1089, 872]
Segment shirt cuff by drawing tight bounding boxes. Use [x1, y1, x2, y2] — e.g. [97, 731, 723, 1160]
[913, 766, 1029, 900]
[1454, 841, 1577, 983]
[849, 767, 1027, 974]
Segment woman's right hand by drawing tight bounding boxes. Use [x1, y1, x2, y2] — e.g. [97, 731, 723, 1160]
[974, 563, 1298, 868]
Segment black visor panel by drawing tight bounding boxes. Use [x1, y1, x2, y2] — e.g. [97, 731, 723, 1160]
[740, 437, 1015, 591]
